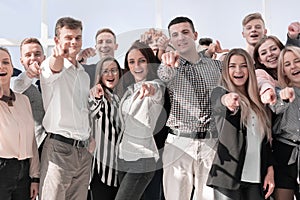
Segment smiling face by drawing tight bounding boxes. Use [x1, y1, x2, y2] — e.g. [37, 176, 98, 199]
[100, 60, 120, 89]
[228, 55, 249, 91]
[258, 38, 281, 69]
[283, 51, 300, 87]
[20, 43, 45, 70]
[127, 49, 148, 83]
[169, 22, 198, 56]
[95, 32, 118, 58]
[55, 27, 82, 57]
[0, 49, 13, 90]
[242, 19, 266, 46]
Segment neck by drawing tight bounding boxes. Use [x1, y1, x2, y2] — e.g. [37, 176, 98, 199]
[245, 45, 254, 59]
[68, 57, 78, 67]
[181, 49, 200, 64]
[3, 87, 10, 97]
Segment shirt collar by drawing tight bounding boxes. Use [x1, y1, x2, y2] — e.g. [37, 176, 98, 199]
[64, 58, 85, 71]
[179, 52, 207, 66]
[0, 89, 16, 106]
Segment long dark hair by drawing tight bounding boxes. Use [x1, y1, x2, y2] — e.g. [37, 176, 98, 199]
[253, 35, 284, 80]
[122, 40, 160, 90]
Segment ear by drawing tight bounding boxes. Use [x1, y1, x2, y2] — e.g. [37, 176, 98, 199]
[264, 28, 267, 35]
[114, 43, 119, 51]
[41, 54, 46, 62]
[54, 36, 59, 45]
[242, 31, 246, 38]
[20, 57, 24, 66]
[194, 31, 198, 41]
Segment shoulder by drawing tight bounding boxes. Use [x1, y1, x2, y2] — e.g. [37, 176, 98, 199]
[15, 92, 31, 107]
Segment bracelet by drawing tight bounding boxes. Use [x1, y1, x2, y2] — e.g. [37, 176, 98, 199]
[31, 177, 40, 183]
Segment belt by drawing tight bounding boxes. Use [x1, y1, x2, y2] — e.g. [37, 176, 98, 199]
[48, 133, 89, 148]
[169, 129, 207, 139]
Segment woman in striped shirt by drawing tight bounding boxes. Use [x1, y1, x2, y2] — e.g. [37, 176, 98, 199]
[89, 56, 123, 200]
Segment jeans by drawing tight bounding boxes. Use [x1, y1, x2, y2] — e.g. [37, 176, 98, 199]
[115, 158, 156, 200]
[0, 158, 30, 200]
[143, 168, 165, 200]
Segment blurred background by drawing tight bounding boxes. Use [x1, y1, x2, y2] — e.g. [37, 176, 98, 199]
[0, 0, 299, 70]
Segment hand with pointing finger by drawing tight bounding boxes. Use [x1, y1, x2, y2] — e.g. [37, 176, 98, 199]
[26, 61, 42, 79]
[260, 88, 277, 105]
[138, 83, 156, 99]
[90, 84, 104, 98]
[161, 51, 180, 68]
[221, 92, 240, 112]
[50, 42, 71, 73]
[279, 87, 295, 102]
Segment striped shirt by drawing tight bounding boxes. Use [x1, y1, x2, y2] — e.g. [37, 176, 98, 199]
[157, 53, 222, 133]
[89, 89, 121, 187]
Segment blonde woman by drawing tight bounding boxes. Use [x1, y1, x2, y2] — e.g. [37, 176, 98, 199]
[207, 48, 274, 200]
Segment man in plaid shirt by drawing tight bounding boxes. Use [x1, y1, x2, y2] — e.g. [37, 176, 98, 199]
[158, 16, 222, 200]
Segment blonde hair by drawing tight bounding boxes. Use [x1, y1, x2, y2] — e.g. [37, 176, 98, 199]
[278, 45, 300, 88]
[242, 12, 265, 27]
[221, 48, 271, 140]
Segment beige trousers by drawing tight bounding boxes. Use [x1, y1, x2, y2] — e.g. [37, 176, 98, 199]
[162, 134, 217, 200]
[39, 136, 92, 200]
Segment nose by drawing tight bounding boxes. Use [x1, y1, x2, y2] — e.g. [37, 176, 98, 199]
[250, 27, 257, 32]
[291, 62, 297, 69]
[266, 50, 273, 57]
[71, 38, 77, 44]
[236, 66, 243, 72]
[30, 53, 36, 60]
[178, 33, 185, 40]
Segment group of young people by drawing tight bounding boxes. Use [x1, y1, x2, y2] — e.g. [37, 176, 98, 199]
[1, 11, 300, 200]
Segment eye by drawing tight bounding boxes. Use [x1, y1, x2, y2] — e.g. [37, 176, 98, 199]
[111, 68, 119, 74]
[35, 52, 42, 57]
[139, 59, 147, 64]
[171, 33, 178, 38]
[255, 25, 262, 29]
[182, 30, 189, 35]
[259, 51, 267, 56]
[129, 60, 135, 65]
[294, 58, 300, 63]
[284, 62, 290, 67]
[271, 47, 278, 51]
[245, 26, 252, 30]
[2, 61, 10, 65]
[102, 70, 109, 75]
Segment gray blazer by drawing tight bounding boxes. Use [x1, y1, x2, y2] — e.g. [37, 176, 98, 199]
[206, 86, 274, 191]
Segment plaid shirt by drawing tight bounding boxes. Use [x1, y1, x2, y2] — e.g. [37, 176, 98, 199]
[158, 53, 222, 133]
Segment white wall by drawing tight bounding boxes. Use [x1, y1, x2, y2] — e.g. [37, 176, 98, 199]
[0, 0, 299, 70]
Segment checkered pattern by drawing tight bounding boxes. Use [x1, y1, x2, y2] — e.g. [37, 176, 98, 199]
[158, 54, 222, 133]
